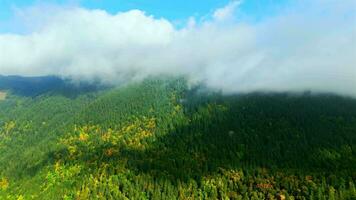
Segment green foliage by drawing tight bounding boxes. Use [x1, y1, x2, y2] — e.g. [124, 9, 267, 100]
[0, 78, 355, 199]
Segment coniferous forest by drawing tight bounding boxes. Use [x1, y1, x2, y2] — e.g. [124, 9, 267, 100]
[0, 77, 355, 200]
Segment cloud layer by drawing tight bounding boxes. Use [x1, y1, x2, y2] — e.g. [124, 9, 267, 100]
[0, 0, 355, 96]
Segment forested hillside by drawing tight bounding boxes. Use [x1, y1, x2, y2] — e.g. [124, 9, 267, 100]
[0, 77, 355, 200]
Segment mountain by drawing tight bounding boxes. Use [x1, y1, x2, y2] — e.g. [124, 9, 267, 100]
[0, 75, 102, 97]
[0, 76, 355, 199]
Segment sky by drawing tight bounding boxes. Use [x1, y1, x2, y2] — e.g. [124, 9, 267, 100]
[0, 0, 292, 33]
[0, 0, 355, 97]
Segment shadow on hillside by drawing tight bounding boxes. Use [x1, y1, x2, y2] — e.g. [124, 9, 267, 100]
[15, 93, 355, 184]
[121, 94, 356, 183]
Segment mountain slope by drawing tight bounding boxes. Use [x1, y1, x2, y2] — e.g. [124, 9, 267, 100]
[0, 91, 6, 100]
[0, 77, 355, 199]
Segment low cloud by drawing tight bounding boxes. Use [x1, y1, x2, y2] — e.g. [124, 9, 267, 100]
[0, 0, 355, 96]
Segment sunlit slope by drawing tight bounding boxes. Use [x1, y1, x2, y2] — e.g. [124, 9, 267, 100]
[0, 78, 355, 199]
[0, 92, 6, 100]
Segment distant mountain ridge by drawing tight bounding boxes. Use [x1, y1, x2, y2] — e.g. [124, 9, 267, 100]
[0, 75, 103, 97]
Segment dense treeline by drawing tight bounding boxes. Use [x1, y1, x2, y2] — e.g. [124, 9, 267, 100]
[0, 77, 355, 199]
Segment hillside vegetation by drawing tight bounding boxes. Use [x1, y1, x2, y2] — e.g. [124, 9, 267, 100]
[0, 78, 355, 200]
[0, 92, 6, 100]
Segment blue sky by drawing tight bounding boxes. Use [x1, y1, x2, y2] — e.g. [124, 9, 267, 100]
[0, 0, 292, 32]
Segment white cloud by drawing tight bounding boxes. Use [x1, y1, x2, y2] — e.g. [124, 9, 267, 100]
[213, 0, 242, 21]
[0, 0, 355, 97]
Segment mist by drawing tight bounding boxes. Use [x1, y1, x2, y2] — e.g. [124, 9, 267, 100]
[0, 0, 355, 96]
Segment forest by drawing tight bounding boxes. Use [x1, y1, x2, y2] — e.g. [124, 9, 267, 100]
[0, 77, 355, 200]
